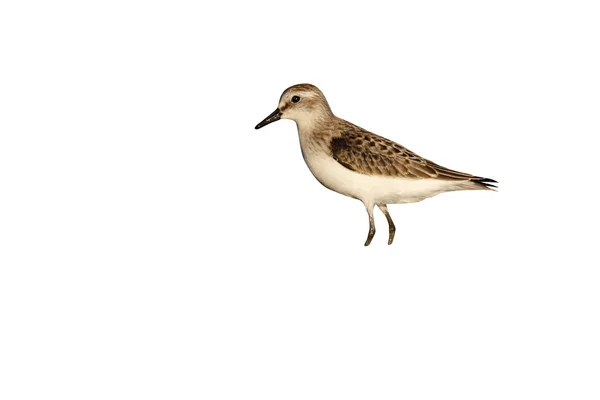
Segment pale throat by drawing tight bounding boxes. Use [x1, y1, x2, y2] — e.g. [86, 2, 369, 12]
[293, 110, 333, 136]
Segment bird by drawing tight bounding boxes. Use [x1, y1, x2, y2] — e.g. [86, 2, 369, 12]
[255, 83, 496, 246]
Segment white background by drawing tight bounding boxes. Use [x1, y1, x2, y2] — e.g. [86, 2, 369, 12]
[1, 1, 599, 399]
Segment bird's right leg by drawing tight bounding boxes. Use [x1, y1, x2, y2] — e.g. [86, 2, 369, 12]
[377, 204, 396, 245]
[363, 203, 376, 246]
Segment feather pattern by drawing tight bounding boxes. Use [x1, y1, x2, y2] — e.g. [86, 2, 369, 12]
[329, 119, 496, 189]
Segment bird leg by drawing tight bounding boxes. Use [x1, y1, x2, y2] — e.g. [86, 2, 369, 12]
[377, 204, 396, 245]
[364, 204, 376, 246]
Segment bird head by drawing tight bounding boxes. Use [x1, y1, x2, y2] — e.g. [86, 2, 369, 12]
[255, 83, 333, 130]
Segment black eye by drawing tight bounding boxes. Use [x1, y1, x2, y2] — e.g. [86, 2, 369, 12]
[291, 95, 300, 103]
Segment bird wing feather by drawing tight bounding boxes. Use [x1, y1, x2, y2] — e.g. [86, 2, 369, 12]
[330, 123, 476, 181]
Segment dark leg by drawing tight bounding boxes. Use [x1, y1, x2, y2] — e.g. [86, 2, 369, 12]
[377, 204, 396, 245]
[364, 203, 376, 246]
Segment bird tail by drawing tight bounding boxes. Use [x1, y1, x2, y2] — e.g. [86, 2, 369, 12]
[470, 177, 498, 191]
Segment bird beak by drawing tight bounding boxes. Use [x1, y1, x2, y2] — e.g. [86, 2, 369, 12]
[255, 108, 282, 129]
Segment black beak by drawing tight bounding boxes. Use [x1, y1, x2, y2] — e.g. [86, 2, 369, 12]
[255, 108, 282, 129]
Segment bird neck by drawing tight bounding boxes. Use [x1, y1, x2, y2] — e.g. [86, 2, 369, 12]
[294, 111, 335, 135]
[295, 114, 338, 155]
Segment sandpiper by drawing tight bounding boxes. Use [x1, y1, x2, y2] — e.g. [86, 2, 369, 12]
[255, 84, 496, 246]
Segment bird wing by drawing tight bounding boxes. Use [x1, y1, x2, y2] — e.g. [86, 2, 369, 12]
[330, 125, 478, 181]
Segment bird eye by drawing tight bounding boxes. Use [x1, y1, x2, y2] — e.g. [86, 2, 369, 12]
[291, 95, 300, 103]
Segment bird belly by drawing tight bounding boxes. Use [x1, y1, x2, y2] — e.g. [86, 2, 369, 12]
[302, 152, 457, 205]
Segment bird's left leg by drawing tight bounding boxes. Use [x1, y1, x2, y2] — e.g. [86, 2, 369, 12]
[377, 204, 396, 245]
[364, 203, 376, 246]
